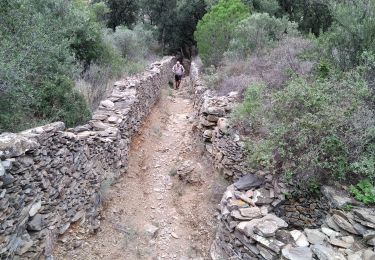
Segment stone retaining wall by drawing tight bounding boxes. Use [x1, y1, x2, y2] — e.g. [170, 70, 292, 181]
[189, 59, 375, 260]
[0, 57, 175, 259]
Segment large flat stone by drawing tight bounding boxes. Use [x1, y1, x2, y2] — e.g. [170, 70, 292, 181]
[304, 229, 327, 245]
[311, 245, 346, 260]
[234, 174, 264, 190]
[282, 246, 313, 260]
[321, 186, 353, 208]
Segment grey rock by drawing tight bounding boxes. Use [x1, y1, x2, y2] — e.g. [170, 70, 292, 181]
[328, 237, 352, 249]
[254, 220, 280, 237]
[282, 246, 313, 260]
[363, 249, 375, 260]
[250, 233, 285, 253]
[253, 188, 274, 205]
[304, 229, 327, 245]
[322, 186, 353, 208]
[100, 100, 115, 108]
[27, 214, 43, 231]
[1, 174, 14, 187]
[29, 201, 42, 217]
[257, 244, 278, 260]
[145, 224, 159, 238]
[234, 174, 264, 190]
[237, 214, 287, 237]
[311, 245, 346, 260]
[0, 162, 5, 176]
[321, 227, 340, 238]
[239, 207, 262, 219]
[290, 230, 309, 247]
[332, 214, 358, 235]
[353, 208, 375, 225]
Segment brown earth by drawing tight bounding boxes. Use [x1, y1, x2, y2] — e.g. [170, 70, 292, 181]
[54, 79, 228, 260]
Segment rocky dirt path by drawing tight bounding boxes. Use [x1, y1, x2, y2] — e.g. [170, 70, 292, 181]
[55, 79, 227, 260]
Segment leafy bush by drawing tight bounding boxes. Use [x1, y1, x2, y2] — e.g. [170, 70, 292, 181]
[239, 70, 374, 185]
[194, 0, 250, 66]
[0, 0, 136, 132]
[319, 0, 375, 70]
[350, 179, 375, 205]
[225, 13, 298, 59]
[203, 37, 314, 96]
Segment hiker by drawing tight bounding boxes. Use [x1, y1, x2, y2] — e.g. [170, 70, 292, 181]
[172, 61, 185, 89]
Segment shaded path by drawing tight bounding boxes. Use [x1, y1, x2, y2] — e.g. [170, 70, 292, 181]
[55, 79, 227, 260]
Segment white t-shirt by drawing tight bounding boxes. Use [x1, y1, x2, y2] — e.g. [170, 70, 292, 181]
[173, 64, 185, 76]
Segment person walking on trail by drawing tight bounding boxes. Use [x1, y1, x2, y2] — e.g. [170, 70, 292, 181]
[172, 61, 185, 90]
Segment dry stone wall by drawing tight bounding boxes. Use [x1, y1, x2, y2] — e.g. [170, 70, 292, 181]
[190, 59, 375, 260]
[0, 57, 175, 259]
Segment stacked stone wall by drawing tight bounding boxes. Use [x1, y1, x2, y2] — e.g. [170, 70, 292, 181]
[190, 59, 375, 260]
[0, 57, 175, 259]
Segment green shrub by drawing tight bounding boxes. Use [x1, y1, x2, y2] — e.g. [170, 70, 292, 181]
[319, 1, 375, 70]
[240, 70, 374, 185]
[350, 179, 375, 205]
[194, 0, 250, 66]
[225, 13, 298, 59]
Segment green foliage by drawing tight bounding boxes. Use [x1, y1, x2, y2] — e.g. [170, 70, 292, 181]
[225, 13, 298, 59]
[350, 179, 375, 205]
[195, 0, 250, 66]
[0, 0, 126, 132]
[104, 0, 140, 30]
[37, 76, 91, 127]
[240, 70, 374, 184]
[320, 0, 375, 70]
[278, 0, 332, 36]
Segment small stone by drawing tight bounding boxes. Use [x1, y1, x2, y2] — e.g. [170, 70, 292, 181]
[239, 207, 262, 219]
[145, 224, 159, 238]
[282, 246, 313, 260]
[27, 214, 42, 231]
[304, 229, 327, 245]
[353, 208, 375, 225]
[311, 245, 346, 260]
[171, 232, 179, 239]
[254, 220, 280, 237]
[290, 230, 309, 247]
[0, 163, 5, 176]
[29, 201, 42, 217]
[332, 214, 358, 235]
[321, 227, 340, 238]
[100, 100, 115, 108]
[328, 238, 352, 249]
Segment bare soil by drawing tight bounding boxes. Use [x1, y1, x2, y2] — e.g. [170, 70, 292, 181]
[55, 79, 228, 260]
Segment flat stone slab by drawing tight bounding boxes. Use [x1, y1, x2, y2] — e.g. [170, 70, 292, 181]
[234, 174, 264, 190]
[282, 246, 313, 260]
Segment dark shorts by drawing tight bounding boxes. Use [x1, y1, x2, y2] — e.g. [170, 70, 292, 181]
[175, 74, 182, 81]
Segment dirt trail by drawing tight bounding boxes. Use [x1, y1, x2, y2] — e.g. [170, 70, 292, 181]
[55, 79, 227, 260]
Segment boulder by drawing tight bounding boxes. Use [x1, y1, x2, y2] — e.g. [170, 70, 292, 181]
[250, 233, 285, 253]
